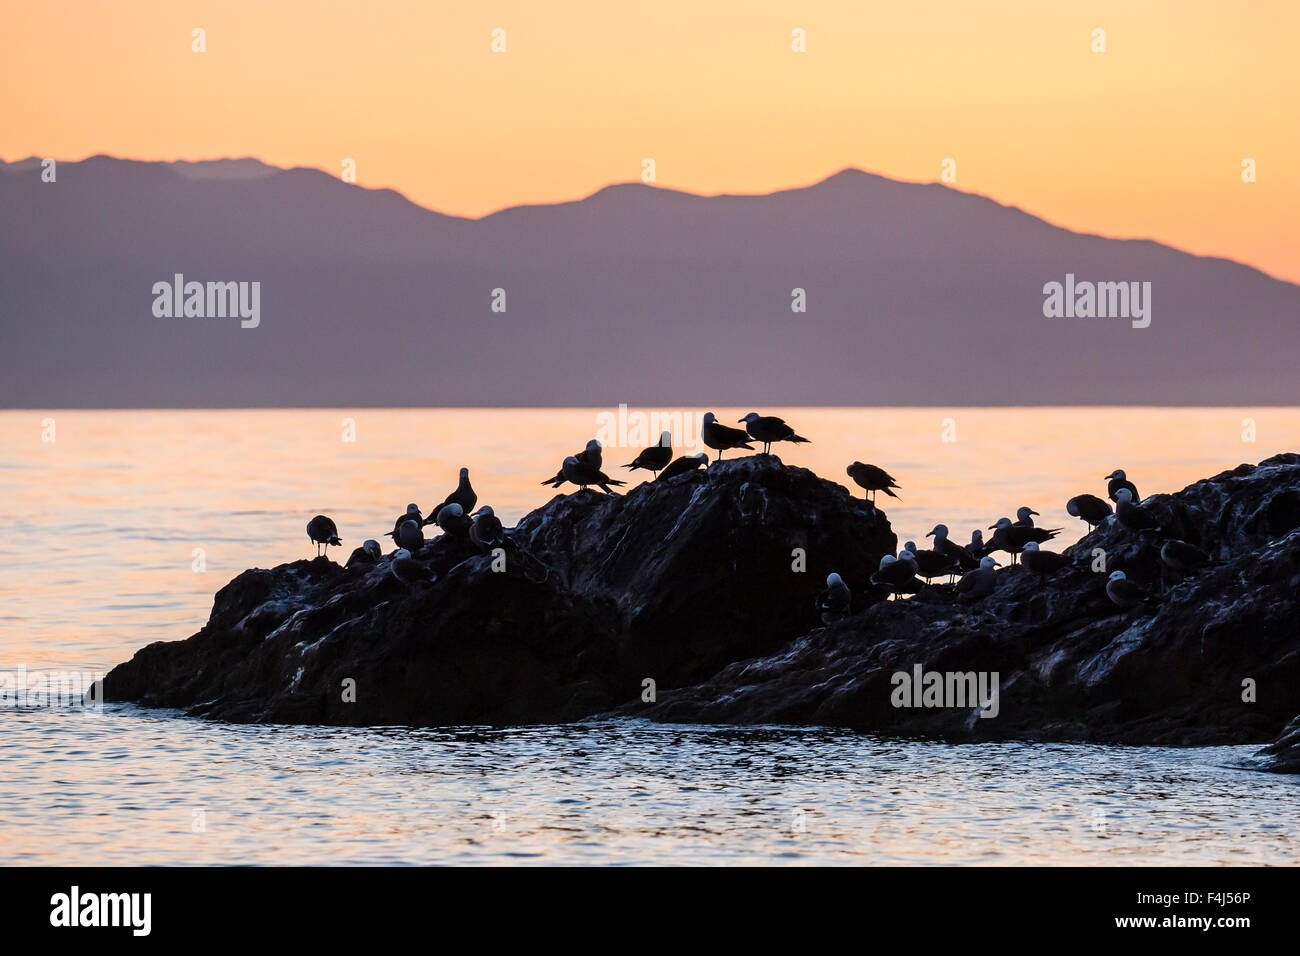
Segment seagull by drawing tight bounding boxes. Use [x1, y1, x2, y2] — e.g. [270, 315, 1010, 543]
[1067, 494, 1113, 532]
[306, 515, 342, 557]
[435, 502, 473, 537]
[561, 456, 625, 494]
[624, 431, 674, 476]
[1105, 469, 1140, 504]
[967, 529, 988, 558]
[926, 524, 979, 579]
[846, 462, 900, 503]
[815, 572, 851, 624]
[1105, 570, 1153, 609]
[469, 505, 506, 552]
[955, 556, 1000, 603]
[429, 468, 476, 520]
[345, 539, 382, 569]
[385, 504, 423, 541]
[1013, 506, 1040, 527]
[391, 548, 435, 587]
[656, 453, 709, 482]
[738, 413, 810, 455]
[396, 518, 425, 552]
[1114, 487, 1161, 534]
[903, 540, 957, 584]
[701, 413, 754, 461]
[1020, 541, 1070, 575]
[543, 440, 605, 488]
[870, 554, 920, 600]
[986, 518, 1062, 564]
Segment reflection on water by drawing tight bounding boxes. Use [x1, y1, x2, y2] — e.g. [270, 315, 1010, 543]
[0, 409, 1297, 864]
[0, 709, 1293, 865]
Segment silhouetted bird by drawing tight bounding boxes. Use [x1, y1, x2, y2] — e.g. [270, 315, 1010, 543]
[1105, 570, 1153, 609]
[469, 506, 506, 552]
[429, 468, 476, 520]
[986, 517, 1061, 563]
[955, 556, 1000, 603]
[656, 452, 708, 482]
[1105, 469, 1141, 504]
[396, 518, 424, 552]
[624, 431, 674, 476]
[903, 540, 957, 584]
[307, 515, 341, 557]
[815, 572, 851, 624]
[346, 539, 382, 569]
[1114, 487, 1161, 534]
[435, 502, 472, 537]
[926, 524, 979, 575]
[701, 413, 754, 461]
[391, 549, 435, 587]
[543, 439, 603, 487]
[561, 456, 625, 495]
[1013, 506, 1039, 527]
[739, 413, 810, 455]
[846, 461, 900, 503]
[1020, 541, 1070, 574]
[385, 504, 423, 541]
[1067, 494, 1113, 532]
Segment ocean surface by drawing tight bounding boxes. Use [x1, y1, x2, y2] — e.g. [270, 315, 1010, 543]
[2, 407, 1298, 864]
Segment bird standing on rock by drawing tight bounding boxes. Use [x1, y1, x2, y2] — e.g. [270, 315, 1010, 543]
[386, 504, 423, 541]
[430, 468, 476, 520]
[656, 453, 708, 482]
[346, 539, 382, 568]
[1105, 570, 1153, 609]
[391, 549, 435, 586]
[561, 456, 626, 495]
[1114, 487, 1161, 534]
[1159, 539, 1213, 591]
[624, 432, 674, 476]
[396, 518, 425, 552]
[870, 554, 920, 600]
[815, 572, 851, 624]
[701, 413, 754, 461]
[1013, 506, 1040, 527]
[955, 556, 1000, 603]
[1067, 494, 1113, 532]
[307, 515, 342, 558]
[846, 462, 900, 503]
[926, 524, 979, 579]
[738, 413, 810, 455]
[469, 506, 506, 552]
[543, 440, 604, 487]
[1020, 541, 1070, 575]
[1106, 469, 1141, 504]
[987, 517, 1061, 563]
[903, 540, 957, 584]
[967, 529, 988, 558]
[435, 502, 473, 537]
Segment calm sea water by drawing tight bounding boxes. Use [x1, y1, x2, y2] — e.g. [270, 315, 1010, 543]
[1, 408, 1298, 864]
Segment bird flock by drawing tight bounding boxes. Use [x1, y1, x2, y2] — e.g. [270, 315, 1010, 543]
[819, 465, 1214, 623]
[301, 412, 1211, 616]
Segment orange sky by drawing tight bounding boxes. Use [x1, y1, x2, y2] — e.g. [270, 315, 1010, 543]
[3, 0, 1297, 281]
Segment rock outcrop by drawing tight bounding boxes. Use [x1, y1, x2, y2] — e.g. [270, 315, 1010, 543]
[102, 456, 895, 725]
[629, 454, 1300, 754]
[101, 452, 1300, 772]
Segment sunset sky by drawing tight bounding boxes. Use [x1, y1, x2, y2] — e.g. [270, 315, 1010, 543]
[4, 0, 1297, 281]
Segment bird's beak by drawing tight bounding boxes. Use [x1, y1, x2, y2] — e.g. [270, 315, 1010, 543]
[925, 531, 934, 537]
[470, 509, 482, 516]
[737, 418, 745, 423]
[1030, 510, 1040, 516]
[987, 524, 996, 530]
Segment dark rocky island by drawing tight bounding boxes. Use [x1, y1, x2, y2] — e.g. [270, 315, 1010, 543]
[101, 453, 1300, 773]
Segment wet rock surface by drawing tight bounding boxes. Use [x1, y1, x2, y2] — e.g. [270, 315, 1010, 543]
[102, 452, 1300, 771]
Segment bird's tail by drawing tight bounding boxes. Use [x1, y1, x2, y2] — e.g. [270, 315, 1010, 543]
[790, 434, 811, 443]
[605, 477, 627, 486]
[329, 535, 341, 546]
[882, 487, 900, 499]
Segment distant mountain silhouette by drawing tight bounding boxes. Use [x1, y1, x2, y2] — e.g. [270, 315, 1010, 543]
[2, 155, 1297, 407]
